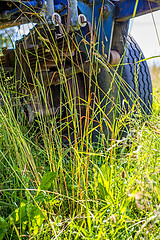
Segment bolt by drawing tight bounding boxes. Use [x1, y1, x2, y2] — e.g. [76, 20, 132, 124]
[39, 1, 43, 6]
[80, 15, 87, 25]
[78, 14, 87, 27]
[103, 6, 108, 13]
[99, 5, 109, 17]
[80, 16, 85, 23]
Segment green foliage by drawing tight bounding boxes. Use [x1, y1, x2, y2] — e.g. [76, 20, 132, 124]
[0, 85, 159, 239]
[10, 202, 46, 236]
[38, 171, 57, 191]
[0, 216, 9, 240]
[0, 171, 60, 238]
[0, 26, 160, 239]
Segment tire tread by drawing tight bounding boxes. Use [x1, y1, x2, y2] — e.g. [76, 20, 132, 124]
[120, 35, 152, 115]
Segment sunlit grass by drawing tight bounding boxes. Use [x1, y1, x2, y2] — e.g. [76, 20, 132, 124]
[0, 19, 160, 240]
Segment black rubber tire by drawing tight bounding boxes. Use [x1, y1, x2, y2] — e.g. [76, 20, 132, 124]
[118, 35, 152, 114]
[91, 35, 152, 142]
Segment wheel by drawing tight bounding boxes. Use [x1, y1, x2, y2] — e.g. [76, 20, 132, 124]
[118, 35, 152, 115]
[91, 35, 152, 142]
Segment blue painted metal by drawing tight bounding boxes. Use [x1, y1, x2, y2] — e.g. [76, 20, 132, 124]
[75, 0, 160, 59]
[77, 0, 115, 59]
[114, 0, 160, 21]
[54, 0, 68, 15]
[54, 4, 65, 13]
[0, 0, 45, 20]
[21, 0, 45, 13]
[1, 0, 160, 23]
[1, 0, 160, 57]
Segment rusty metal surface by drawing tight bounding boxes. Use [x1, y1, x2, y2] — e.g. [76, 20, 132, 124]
[0, 26, 91, 133]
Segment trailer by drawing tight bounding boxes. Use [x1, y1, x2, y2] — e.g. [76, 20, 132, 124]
[0, 0, 160, 142]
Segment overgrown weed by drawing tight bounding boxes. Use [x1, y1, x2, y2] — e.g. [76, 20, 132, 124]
[0, 22, 159, 240]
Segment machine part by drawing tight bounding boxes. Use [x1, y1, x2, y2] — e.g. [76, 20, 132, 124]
[114, 0, 160, 21]
[117, 35, 152, 115]
[52, 12, 61, 26]
[35, 60, 97, 87]
[0, 26, 90, 137]
[0, 67, 13, 72]
[46, 0, 54, 19]
[0, 29, 152, 143]
[151, 0, 160, 4]
[78, 14, 87, 27]
[110, 50, 120, 65]
[69, 0, 79, 27]
[101, 5, 110, 18]
[0, 0, 44, 20]
[66, 6, 71, 32]
[0, 0, 160, 30]
[54, 3, 65, 12]
[77, 0, 115, 59]
[91, 35, 152, 142]
[111, 20, 129, 55]
[91, 63, 119, 143]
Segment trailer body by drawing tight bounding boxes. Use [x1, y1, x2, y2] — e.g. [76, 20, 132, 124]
[0, 0, 160, 57]
[0, 0, 159, 141]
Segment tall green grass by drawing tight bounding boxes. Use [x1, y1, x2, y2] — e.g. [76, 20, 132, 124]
[0, 17, 160, 240]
